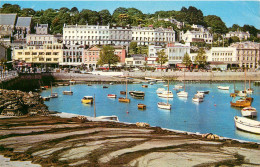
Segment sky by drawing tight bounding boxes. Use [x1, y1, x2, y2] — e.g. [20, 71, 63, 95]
[1, 1, 260, 29]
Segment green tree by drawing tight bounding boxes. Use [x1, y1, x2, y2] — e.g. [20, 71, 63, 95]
[98, 10, 111, 25]
[194, 48, 207, 68]
[182, 52, 192, 68]
[204, 15, 228, 34]
[20, 8, 36, 16]
[0, 4, 20, 13]
[129, 42, 138, 55]
[156, 49, 168, 71]
[70, 7, 79, 13]
[97, 45, 119, 69]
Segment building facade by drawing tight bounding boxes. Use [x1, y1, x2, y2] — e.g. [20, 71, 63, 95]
[109, 26, 132, 46]
[166, 43, 191, 67]
[131, 26, 175, 46]
[13, 43, 63, 66]
[36, 24, 49, 35]
[231, 42, 260, 69]
[15, 17, 32, 40]
[225, 30, 250, 41]
[180, 29, 213, 44]
[61, 45, 84, 66]
[26, 34, 62, 46]
[0, 14, 17, 37]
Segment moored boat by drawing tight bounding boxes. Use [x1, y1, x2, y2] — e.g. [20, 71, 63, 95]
[241, 106, 257, 117]
[130, 91, 145, 98]
[156, 88, 165, 94]
[97, 115, 119, 122]
[218, 86, 230, 90]
[118, 97, 130, 103]
[120, 91, 126, 95]
[234, 116, 260, 134]
[157, 102, 171, 110]
[197, 90, 209, 94]
[175, 85, 183, 89]
[192, 95, 203, 102]
[81, 96, 94, 104]
[103, 86, 109, 88]
[42, 96, 50, 101]
[138, 104, 146, 110]
[230, 97, 252, 107]
[63, 91, 73, 95]
[157, 91, 174, 98]
[107, 94, 116, 98]
[142, 85, 148, 88]
[177, 91, 188, 97]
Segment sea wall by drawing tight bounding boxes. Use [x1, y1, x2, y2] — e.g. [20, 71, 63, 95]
[124, 71, 260, 81]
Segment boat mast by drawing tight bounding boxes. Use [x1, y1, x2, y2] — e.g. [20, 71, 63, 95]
[69, 82, 71, 92]
[51, 81, 52, 95]
[167, 80, 169, 104]
[184, 71, 185, 92]
[244, 68, 247, 91]
[94, 94, 96, 118]
[126, 78, 128, 99]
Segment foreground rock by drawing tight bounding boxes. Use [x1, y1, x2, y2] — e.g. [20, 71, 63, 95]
[0, 116, 259, 167]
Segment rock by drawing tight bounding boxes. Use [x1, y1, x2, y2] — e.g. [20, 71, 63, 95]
[136, 122, 150, 128]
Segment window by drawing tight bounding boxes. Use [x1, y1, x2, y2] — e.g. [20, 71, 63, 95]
[46, 58, 51, 61]
[46, 52, 51, 55]
[25, 52, 30, 55]
[18, 52, 23, 55]
[32, 52, 37, 55]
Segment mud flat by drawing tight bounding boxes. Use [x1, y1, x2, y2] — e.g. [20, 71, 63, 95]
[0, 115, 259, 167]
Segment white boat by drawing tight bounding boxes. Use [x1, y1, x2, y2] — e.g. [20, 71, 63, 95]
[107, 94, 117, 98]
[63, 82, 73, 95]
[192, 95, 203, 102]
[197, 90, 209, 94]
[157, 91, 174, 98]
[177, 91, 188, 97]
[241, 106, 257, 117]
[246, 88, 253, 94]
[218, 86, 230, 90]
[195, 92, 204, 98]
[157, 102, 171, 110]
[234, 116, 260, 134]
[49, 82, 58, 98]
[237, 90, 247, 97]
[156, 88, 165, 94]
[175, 85, 183, 89]
[97, 115, 119, 122]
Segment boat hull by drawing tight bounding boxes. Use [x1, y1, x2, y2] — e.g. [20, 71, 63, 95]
[218, 86, 229, 90]
[230, 98, 252, 107]
[118, 98, 130, 103]
[138, 104, 146, 109]
[177, 91, 188, 97]
[63, 91, 73, 95]
[157, 102, 171, 110]
[234, 116, 260, 134]
[107, 94, 116, 98]
[81, 99, 93, 104]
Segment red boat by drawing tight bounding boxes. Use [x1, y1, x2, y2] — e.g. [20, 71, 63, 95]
[107, 94, 116, 98]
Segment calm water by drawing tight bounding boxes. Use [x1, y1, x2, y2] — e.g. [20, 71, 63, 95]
[41, 81, 260, 143]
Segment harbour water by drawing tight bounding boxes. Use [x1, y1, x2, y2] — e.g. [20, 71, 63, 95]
[41, 81, 260, 143]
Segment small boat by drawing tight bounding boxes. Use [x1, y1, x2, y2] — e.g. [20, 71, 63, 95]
[120, 91, 126, 95]
[138, 104, 146, 110]
[81, 96, 94, 104]
[49, 82, 58, 98]
[97, 115, 119, 122]
[177, 91, 188, 97]
[87, 84, 92, 86]
[157, 91, 174, 98]
[107, 94, 116, 98]
[64, 83, 69, 86]
[197, 90, 209, 94]
[230, 97, 253, 107]
[110, 82, 114, 85]
[118, 97, 130, 103]
[42, 97, 50, 101]
[63, 82, 73, 95]
[119, 79, 130, 103]
[103, 86, 109, 88]
[69, 79, 76, 85]
[195, 92, 204, 98]
[157, 102, 171, 110]
[241, 106, 257, 117]
[142, 85, 148, 88]
[175, 85, 183, 89]
[192, 95, 203, 102]
[130, 91, 145, 98]
[57, 83, 64, 86]
[237, 90, 247, 97]
[234, 116, 260, 134]
[156, 88, 165, 94]
[149, 82, 155, 85]
[218, 86, 230, 90]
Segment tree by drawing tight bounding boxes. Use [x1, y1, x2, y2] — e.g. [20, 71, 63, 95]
[129, 42, 138, 55]
[70, 7, 79, 13]
[194, 48, 207, 68]
[97, 45, 119, 69]
[204, 15, 228, 34]
[156, 49, 168, 71]
[98, 10, 111, 25]
[182, 52, 192, 68]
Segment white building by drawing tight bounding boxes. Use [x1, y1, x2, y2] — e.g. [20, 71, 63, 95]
[166, 43, 191, 67]
[61, 45, 84, 66]
[26, 34, 62, 46]
[208, 47, 237, 62]
[36, 24, 49, 35]
[63, 24, 110, 46]
[180, 29, 213, 44]
[225, 30, 250, 41]
[131, 26, 175, 46]
[148, 45, 164, 57]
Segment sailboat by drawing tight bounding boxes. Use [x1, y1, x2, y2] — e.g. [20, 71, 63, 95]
[157, 80, 171, 110]
[118, 78, 130, 103]
[63, 82, 73, 95]
[237, 69, 248, 97]
[49, 82, 58, 98]
[246, 79, 253, 93]
[177, 71, 188, 97]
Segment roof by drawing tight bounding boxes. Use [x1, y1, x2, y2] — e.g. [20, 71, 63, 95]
[0, 14, 17, 26]
[16, 17, 32, 27]
[87, 46, 101, 51]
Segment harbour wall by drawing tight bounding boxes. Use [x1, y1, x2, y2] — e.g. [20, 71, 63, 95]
[124, 71, 260, 81]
